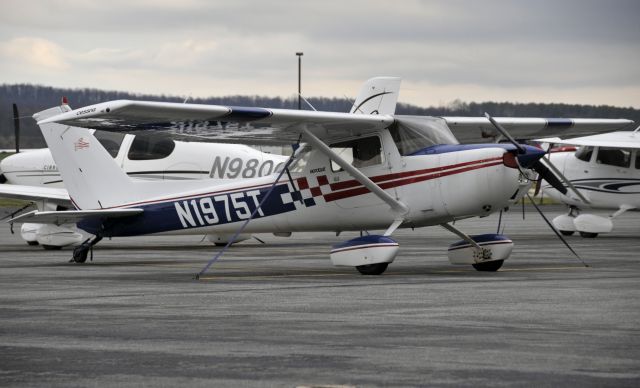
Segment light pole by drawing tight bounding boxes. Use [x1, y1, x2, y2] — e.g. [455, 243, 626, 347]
[296, 52, 303, 110]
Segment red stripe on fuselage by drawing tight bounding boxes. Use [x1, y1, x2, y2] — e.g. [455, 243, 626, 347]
[323, 160, 503, 202]
[328, 156, 502, 191]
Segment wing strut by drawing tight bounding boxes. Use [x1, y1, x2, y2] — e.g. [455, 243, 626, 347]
[195, 144, 306, 280]
[299, 127, 410, 230]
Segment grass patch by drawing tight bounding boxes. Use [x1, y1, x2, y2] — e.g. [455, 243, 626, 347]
[0, 199, 31, 207]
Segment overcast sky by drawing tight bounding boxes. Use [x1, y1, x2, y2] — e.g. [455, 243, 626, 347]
[1, 0, 639, 108]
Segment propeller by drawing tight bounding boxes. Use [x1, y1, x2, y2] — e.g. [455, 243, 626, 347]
[484, 112, 587, 266]
[12, 103, 20, 154]
[483, 113, 589, 204]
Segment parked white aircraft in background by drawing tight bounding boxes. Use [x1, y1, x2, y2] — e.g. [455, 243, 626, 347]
[1, 131, 288, 187]
[537, 130, 640, 237]
[9, 77, 633, 276]
[0, 124, 288, 248]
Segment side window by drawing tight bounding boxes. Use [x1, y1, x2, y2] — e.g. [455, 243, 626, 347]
[596, 147, 631, 168]
[574, 146, 593, 162]
[330, 136, 383, 172]
[636, 150, 640, 169]
[94, 130, 125, 158]
[127, 135, 176, 160]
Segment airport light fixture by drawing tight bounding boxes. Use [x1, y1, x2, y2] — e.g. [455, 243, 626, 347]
[296, 52, 303, 110]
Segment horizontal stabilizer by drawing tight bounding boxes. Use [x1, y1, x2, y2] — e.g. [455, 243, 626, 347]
[9, 208, 143, 226]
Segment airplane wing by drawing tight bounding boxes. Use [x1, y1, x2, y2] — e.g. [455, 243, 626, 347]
[536, 131, 640, 149]
[38, 100, 393, 145]
[39, 100, 634, 145]
[0, 184, 71, 206]
[443, 117, 634, 143]
[9, 208, 143, 226]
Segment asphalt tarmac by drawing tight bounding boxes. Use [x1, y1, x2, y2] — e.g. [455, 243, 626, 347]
[0, 205, 639, 387]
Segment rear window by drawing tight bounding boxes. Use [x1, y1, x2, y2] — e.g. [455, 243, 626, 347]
[127, 135, 176, 160]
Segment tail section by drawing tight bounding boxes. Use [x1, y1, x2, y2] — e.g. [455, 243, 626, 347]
[35, 108, 138, 210]
[350, 77, 401, 115]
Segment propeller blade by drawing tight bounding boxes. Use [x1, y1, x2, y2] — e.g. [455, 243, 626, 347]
[484, 112, 525, 153]
[540, 155, 591, 204]
[532, 160, 568, 195]
[12, 103, 20, 154]
[526, 193, 589, 267]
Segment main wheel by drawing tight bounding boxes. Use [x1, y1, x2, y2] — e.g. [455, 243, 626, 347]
[26, 241, 39, 246]
[356, 262, 389, 275]
[579, 231, 598, 238]
[72, 247, 89, 263]
[472, 260, 504, 272]
[42, 245, 62, 250]
[560, 230, 574, 236]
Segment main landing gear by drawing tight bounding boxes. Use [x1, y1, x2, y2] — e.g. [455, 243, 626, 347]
[71, 235, 103, 263]
[472, 259, 504, 272]
[356, 262, 389, 275]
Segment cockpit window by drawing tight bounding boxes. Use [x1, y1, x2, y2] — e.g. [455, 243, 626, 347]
[575, 146, 593, 162]
[389, 116, 459, 156]
[94, 130, 125, 158]
[330, 136, 383, 172]
[596, 147, 631, 168]
[127, 134, 176, 160]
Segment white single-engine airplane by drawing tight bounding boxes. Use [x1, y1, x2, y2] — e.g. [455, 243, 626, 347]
[8, 78, 633, 275]
[536, 130, 640, 237]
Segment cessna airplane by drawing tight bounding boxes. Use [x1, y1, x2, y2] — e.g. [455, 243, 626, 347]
[6, 77, 634, 275]
[537, 129, 640, 237]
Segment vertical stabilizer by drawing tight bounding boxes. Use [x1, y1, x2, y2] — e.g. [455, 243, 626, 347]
[350, 77, 401, 115]
[35, 113, 136, 210]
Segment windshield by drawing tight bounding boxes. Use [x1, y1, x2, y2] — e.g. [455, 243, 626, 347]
[389, 116, 459, 155]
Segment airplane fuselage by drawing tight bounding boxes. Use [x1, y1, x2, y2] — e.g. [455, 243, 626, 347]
[78, 135, 527, 238]
[544, 150, 640, 210]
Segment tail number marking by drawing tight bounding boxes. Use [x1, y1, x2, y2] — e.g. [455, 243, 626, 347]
[174, 190, 265, 228]
[210, 157, 285, 179]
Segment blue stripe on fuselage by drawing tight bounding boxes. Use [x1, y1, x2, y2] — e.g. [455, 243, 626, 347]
[408, 144, 519, 156]
[77, 183, 296, 237]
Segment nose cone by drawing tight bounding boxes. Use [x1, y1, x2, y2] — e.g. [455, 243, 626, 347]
[516, 145, 546, 168]
[0, 149, 51, 185]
